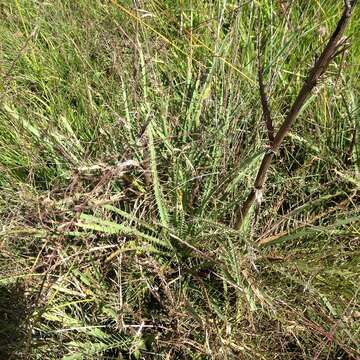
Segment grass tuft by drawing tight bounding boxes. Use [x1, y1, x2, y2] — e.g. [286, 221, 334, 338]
[1, 0, 359, 359]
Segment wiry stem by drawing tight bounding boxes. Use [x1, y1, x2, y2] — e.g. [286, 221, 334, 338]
[258, 65, 274, 146]
[234, 1, 358, 230]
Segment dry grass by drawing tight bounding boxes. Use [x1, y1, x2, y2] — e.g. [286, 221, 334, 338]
[0, 1, 359, 359]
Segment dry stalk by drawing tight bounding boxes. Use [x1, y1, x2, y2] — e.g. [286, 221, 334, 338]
[234, 0, 358, 230]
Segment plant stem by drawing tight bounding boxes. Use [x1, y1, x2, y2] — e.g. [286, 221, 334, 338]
[234, 0, 358, 230]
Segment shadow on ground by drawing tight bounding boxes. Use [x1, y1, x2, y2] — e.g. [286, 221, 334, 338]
[0, 282, 29, 359]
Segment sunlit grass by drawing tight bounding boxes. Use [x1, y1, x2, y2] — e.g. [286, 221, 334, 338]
[0, 1, 359, 359]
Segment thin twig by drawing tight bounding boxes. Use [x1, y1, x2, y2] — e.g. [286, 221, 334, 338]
[256, 14, 274, 146]
[0, 27, 38, 104]
[258, 64, 274, 145]
[233, 1, 358, 230]
[2, 27, 38, 81]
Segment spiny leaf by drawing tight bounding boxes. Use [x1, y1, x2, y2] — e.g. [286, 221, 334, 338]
[78, 213, 172, 250]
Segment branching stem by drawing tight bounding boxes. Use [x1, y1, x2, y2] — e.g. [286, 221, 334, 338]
[234, 1, 358, 230]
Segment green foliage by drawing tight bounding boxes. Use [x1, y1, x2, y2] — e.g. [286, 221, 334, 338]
[0, 0, 359, 359]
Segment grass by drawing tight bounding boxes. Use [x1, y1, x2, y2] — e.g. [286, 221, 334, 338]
[0, 0, 359, 359]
